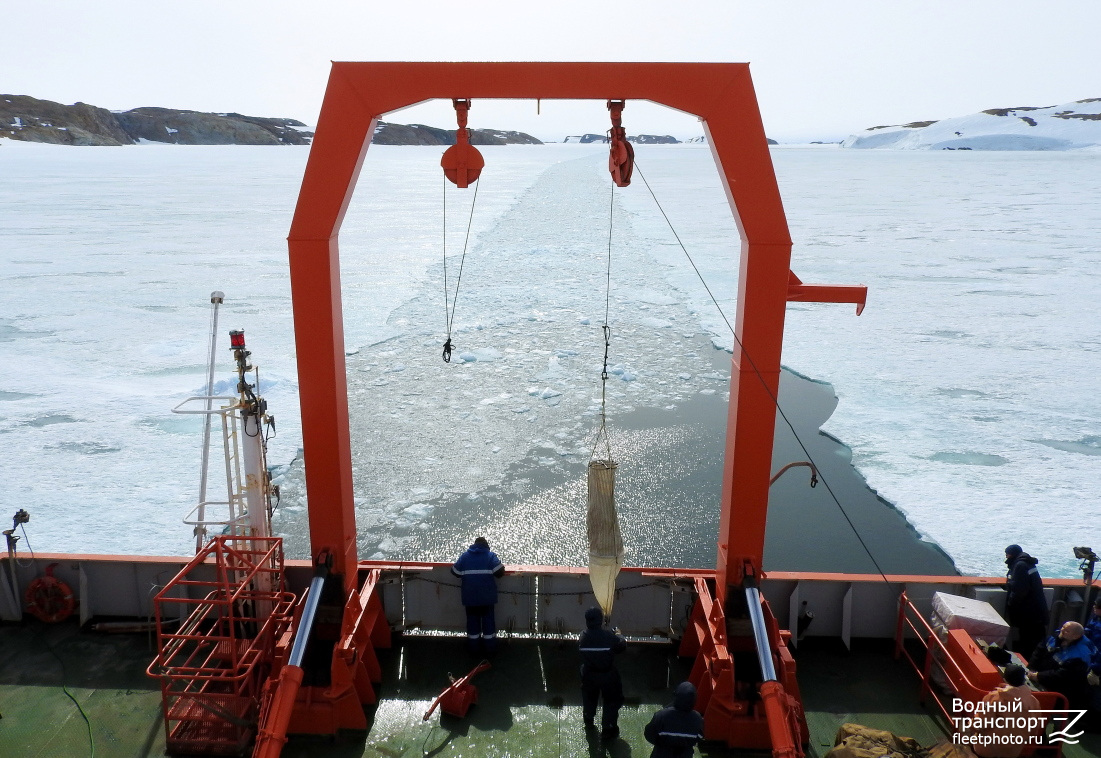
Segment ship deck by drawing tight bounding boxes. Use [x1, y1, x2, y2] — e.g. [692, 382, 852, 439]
[3, 619, 1099, 757]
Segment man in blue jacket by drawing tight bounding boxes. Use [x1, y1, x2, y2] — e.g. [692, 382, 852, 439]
[1027, 621, 1094, 709]
[579, 606, 627, 742]
[452, 537, 505, 653]
[1005, 544, 1048, 655]
[644, 681, 705, 758]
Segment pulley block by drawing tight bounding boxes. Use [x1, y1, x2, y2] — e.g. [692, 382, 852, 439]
[441, 98, 485, 188]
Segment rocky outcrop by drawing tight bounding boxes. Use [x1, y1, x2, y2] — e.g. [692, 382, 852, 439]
[564, 134, 772, 145]
[113, 108, 310, 145]
[843, 97, 1101, 150]
[0, 95, 132, 145]
[372, 122, 542, 146]
[1, 94, 312, 145]
[630, 134, 678, 144]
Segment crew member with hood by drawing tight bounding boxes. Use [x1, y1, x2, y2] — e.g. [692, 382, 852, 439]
[578, 606, 627, 742]
[1027, 621, 1095, 709]
[451, 537, 505, 653]
[644, 681, 705, 758]
[968, 664, 1040, 758]
[1004, 544, 1047, 655]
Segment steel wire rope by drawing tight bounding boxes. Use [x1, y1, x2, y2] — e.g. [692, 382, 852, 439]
[632, 160, 893, 583]
[441, 175, 481, 363]
[589, 184, 616, 463]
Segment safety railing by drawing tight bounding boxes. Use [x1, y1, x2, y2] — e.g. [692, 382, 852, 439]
[894, 591, 1066, 758]
[148, 536, 294, 756]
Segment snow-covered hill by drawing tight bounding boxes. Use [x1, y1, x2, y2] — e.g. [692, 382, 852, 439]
[843, 98, 1101, 150]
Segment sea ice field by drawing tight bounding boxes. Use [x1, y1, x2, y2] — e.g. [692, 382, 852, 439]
[1, 140, 1099, 578]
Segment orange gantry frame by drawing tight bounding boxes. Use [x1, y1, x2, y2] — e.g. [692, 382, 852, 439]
[286, 61, 866, 595]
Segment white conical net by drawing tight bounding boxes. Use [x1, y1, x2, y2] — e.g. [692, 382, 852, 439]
[587, 459, 623, 618]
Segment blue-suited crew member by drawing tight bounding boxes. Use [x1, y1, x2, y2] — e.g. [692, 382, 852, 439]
[1004, 544, 1048, 655]
[452, 537, 505, 653]
[579, 606, 627, 742]
[644, 681, 705, 758]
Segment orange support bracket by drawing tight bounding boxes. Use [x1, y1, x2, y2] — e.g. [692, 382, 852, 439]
[787, 271, 867, 315]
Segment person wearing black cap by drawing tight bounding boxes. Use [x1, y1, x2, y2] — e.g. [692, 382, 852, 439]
[1004, 544, 1047, 655]
[644, 681, 705, 758]
[968, 664, 1040, 758]
[451, 537, 505, 653]
[578, 606, 627, 741]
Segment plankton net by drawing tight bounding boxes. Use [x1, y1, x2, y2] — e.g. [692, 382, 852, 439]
[586, 178, 625, 620]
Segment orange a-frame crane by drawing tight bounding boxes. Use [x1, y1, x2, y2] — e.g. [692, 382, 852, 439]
[264, 62, 866, 757]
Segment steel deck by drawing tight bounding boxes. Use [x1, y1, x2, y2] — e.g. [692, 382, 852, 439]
[3, 619, 1099, 757]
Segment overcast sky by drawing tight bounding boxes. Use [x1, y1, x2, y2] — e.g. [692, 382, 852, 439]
[7, 1, 1100, 142]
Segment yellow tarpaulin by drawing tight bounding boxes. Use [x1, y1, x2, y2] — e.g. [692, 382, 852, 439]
[586, 459, 623, 618]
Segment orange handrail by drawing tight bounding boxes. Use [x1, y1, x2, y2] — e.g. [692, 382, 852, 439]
[894, 591, 1064, 757]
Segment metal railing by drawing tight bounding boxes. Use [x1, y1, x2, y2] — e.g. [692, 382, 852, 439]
[147, 536, 293, 756]
[894, 590, 1066, 757]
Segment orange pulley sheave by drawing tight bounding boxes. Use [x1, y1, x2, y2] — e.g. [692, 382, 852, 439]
[441, 99, 485, 188]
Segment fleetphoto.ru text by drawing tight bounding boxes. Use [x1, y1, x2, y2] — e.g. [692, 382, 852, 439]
[951, 698, 1087, 747]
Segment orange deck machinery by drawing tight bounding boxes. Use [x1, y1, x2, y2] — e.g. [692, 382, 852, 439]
[265, 62, 867, 757]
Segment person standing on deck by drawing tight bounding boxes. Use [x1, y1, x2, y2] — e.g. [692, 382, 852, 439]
[451, 537, 505, 654]
[644, 681, 705, 758]
[579, 606, 627, 742]
[1004, 544, 1048, 655]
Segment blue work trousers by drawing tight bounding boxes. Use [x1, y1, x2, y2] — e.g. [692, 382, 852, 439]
[465, 604, 497, 652]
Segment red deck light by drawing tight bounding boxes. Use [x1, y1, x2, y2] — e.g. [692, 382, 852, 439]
[229, 330, 246, 349]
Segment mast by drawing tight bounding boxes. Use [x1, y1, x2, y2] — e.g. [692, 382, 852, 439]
[195, 291, 225, 552]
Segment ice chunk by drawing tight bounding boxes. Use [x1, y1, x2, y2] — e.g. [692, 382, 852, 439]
[458, 347, 502, 363]
[535, 356, 566, 380]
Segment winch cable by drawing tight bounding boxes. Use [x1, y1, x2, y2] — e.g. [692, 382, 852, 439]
[632, 160, 891, 583]
[585, 182, 625, 621]
[441, 174, 481, 363]
[590, 184, 616, 463]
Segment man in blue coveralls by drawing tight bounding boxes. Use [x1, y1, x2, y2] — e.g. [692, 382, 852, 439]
[579, 606, 627, 742]
[644, 681, 705, 758]
[452, 537, 506, 653]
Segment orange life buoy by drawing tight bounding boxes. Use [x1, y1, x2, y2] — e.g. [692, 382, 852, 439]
[25, 562, 75, 623]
